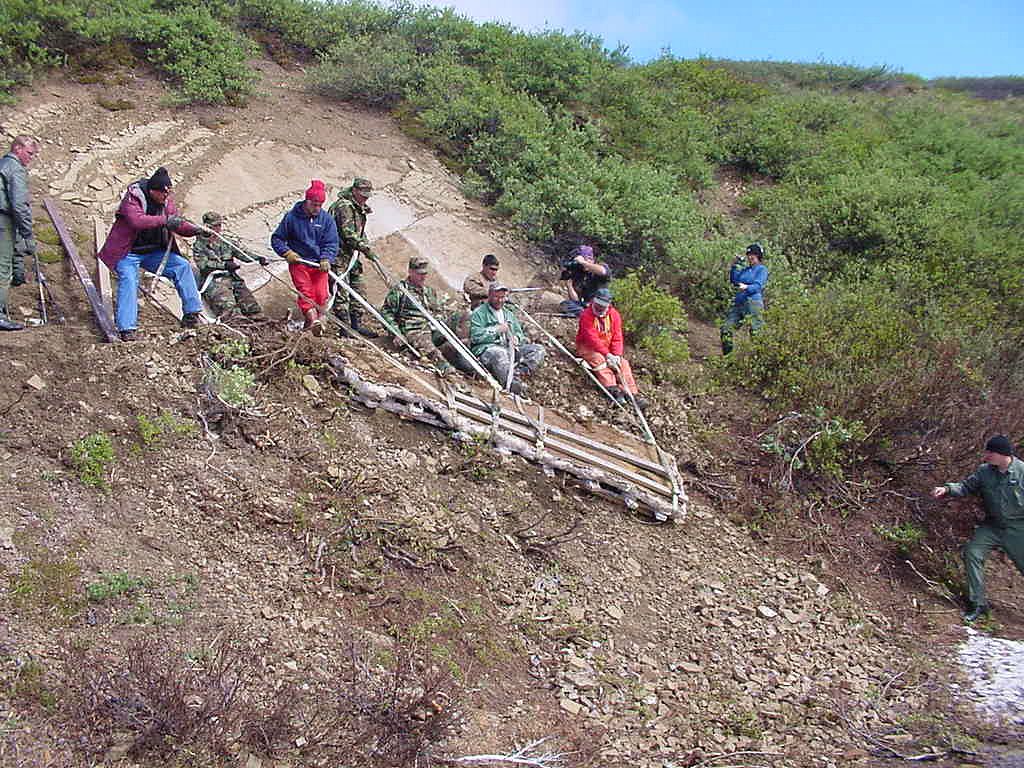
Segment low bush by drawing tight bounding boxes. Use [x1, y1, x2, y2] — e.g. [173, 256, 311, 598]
[70, 432, 114, 489]
[611, 272, 689, 366]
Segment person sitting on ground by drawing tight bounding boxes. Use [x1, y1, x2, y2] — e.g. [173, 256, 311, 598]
[0, 134, 40, 332]
[575, 287, 647, 410]
[271, 180, 339, 335]
[97, 166, 204, 341]
[193, 211, 268, 319]
[559, 244, 611, 318]
[930, 435, 1024, 623]
[469, 282, 545, 396]
[380, 256, 455, 372]
[720, 242, 768, 355]
[329, 177, 380, 339]
[463, 253, 500, 310]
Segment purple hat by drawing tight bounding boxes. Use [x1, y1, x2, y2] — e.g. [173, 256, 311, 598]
[571, 245, 595, 260]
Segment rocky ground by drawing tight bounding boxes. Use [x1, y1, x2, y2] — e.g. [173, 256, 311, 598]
[1, 62, 1022, 767]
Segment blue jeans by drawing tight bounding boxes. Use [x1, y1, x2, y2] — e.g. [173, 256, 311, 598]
[115, 251, 203, 331]
[720, 299, 764, 354]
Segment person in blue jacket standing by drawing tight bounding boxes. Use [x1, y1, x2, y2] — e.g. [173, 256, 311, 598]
[720, 242, 768, 355]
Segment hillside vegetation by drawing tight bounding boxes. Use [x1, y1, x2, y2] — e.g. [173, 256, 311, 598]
[3, 0, 1023, 545]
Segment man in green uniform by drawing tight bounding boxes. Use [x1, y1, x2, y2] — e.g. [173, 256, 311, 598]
[329, 177, 380, 338]
[931, 435, 1024, 622]
[0, 135, 40, 331]
[192, 211, 267, 318]
[380, 256, 453, 372]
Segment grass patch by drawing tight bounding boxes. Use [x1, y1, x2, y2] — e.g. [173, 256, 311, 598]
[69, 432, 114, 489]
[86, 571, 145, 602]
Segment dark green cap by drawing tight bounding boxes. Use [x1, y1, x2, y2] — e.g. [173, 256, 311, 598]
[353, 177, 373, 190]
[409, 256, 430, 273]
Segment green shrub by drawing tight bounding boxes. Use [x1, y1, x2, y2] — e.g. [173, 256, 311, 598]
[86, 572, 145, 602]
[136, 411, 197, 448]
[206, 362, 256, 408]
[874, 522, 925, 555]
[310, 32, 423, 106]
[9, 551, 81, 619]
[70, 432, 114, 489]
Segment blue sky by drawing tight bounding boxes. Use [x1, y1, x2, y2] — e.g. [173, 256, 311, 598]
[421, 0, 1022, 79]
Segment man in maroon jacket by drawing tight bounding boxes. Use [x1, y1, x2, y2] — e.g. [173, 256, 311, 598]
[97, 167, 203, 341]
[575, 287, 647, 410]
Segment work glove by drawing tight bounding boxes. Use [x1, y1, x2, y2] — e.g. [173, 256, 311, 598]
[225, 260, 240, 272]
[738, 283, 748, 290]
[258, 256, 270, 267]
[319, 259, 331, 272]
[606, 354, 621, 370]
[166, 214, 187, 230]
[283, 250, 300, 265]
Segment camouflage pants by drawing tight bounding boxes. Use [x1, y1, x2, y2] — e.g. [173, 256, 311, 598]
[202, 273, 261, 317]
[405, 328, 447, 365]
[332, 255, 366, 324]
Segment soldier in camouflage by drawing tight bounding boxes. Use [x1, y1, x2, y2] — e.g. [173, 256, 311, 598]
[380, 256, 453, 372]
[193, 211, 267, 318]
[329, 177, 380, 338]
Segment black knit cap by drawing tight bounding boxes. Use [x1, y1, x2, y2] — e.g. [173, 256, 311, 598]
[984, 435, 1015, 457]
[148, 167, 172, 191]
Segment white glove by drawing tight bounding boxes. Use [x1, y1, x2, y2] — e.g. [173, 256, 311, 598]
[606, 354, 621, 370]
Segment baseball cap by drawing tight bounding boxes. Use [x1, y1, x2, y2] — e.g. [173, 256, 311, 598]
[409, 256, 430, 273]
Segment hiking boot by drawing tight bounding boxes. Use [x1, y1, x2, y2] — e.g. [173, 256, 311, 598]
[0, 316, 25, 331]
[351, 316, 379, 339]
[119, 329, 137, 342]
[964, 604, 990, 623]
[633, 395, 649, 412]
[180, 312, 201, 328]
[509, 380, 528, 398]
[606, 386, 626, 405]
[336, 323, 357, 339]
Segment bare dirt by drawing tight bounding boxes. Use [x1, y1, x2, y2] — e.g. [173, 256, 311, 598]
[1, 61, 1022, 767]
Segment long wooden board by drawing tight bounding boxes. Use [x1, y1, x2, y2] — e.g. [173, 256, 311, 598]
[92, 217, 114, 317]
[43, 198, 119, 343]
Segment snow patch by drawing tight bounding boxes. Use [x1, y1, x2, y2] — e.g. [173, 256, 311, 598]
[955, 628, 1024, 725]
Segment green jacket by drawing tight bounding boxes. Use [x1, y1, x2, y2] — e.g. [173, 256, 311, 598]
[0, 152, 34, 247]
[946, 457, 1024, 526]
[380, 280, 450, 334]
[192, 234, 256, 276]
[469, 301, 525, 357]
[329, 188, 372, 259]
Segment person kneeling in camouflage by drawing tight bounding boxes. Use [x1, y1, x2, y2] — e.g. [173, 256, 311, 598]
[193, 211, 267, 318]
[469, 281, 545, 396]
[380, 257, 454, 373]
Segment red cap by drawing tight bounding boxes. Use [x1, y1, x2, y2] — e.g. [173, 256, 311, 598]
[305, 179, 326, 203]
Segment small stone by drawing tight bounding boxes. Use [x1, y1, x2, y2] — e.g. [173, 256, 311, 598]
[605, 605, 624, 621]
[302, 374, 321, 396]
[559, 697, 582, 715]
[26, 374, 46, 390]
[567, 606, 586, 622]
[679, 662, 702, 674]
[757, 606, 778, 619]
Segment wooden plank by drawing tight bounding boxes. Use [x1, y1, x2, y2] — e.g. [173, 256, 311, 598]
[92, 217, 114, 318]
[450, 401, 674, 499]
[453, 391, 669, 478]
[43, 198, 120, 343]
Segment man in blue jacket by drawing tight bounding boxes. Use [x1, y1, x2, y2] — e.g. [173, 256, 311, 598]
[271, 180, 339, 333]
[720, 242, 768, 355]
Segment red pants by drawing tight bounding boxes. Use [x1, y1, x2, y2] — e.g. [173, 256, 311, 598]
[289, 263, 329, 314]
[578, 348, 638, 394]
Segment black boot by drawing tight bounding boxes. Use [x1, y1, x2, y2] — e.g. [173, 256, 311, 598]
[964, 603, 990, 623]
[181, 312, 201, 328]
[0, 316, 24, 331]
[350, 313, 379, 339]
[606, 386, 626, 405]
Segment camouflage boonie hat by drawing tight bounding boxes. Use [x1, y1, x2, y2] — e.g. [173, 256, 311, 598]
[353, 177, 373, 190]
[409, 256, 430, 273]
[202, 211, 224, 225]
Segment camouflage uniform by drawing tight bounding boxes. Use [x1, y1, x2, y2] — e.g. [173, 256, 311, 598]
[193, 212, 261, 317]
[380, 261, 452, 366]
[328, 179, 377, 329]
[463, 270, 494, 309]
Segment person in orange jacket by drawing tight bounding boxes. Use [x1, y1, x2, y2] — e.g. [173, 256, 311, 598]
[575, 287, 647, 411]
